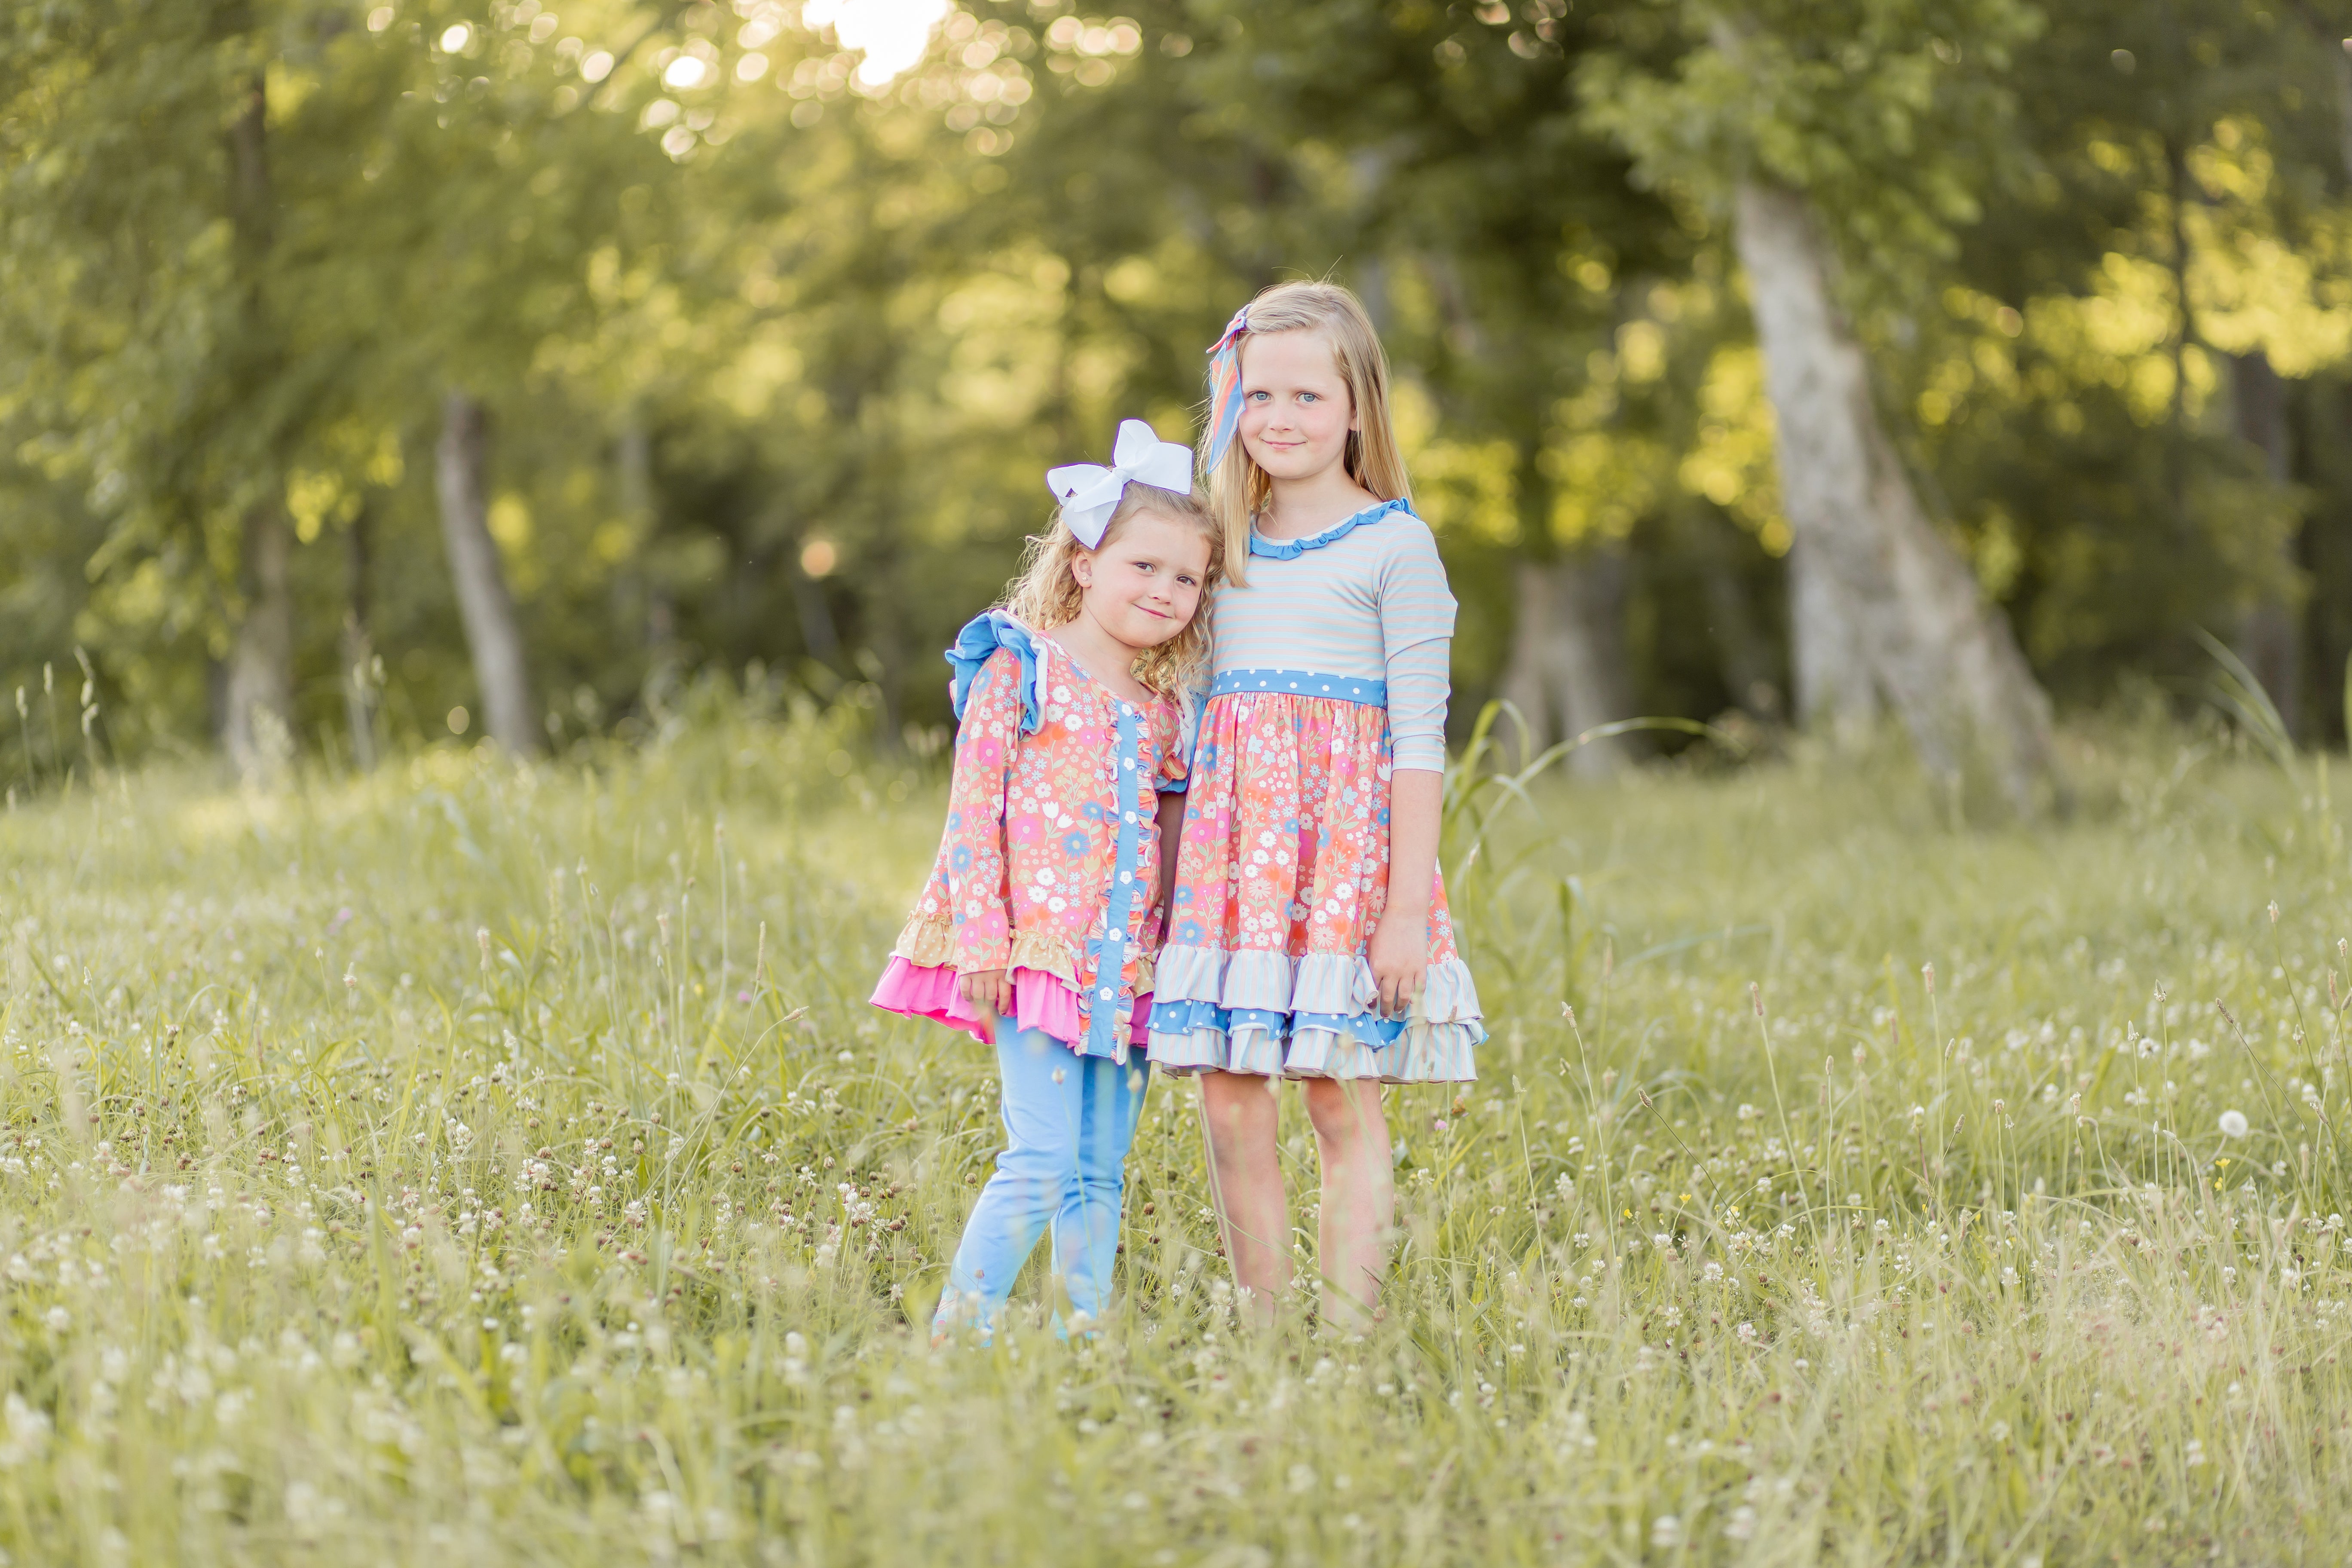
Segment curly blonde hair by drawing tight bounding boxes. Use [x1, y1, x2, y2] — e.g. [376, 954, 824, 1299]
[1001, 482, 1223, 701]
[1203, 280, 1412, 589]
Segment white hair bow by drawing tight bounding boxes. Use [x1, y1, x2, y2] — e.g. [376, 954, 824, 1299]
[1044, 419, 1195, 548]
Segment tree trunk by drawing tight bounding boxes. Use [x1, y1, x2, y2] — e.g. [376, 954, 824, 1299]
[1788, 539, 1877, 740]
[1498, 551, 1634, 777]
[218, 70, 294, 775]
[2332, 10, 2352, 186]
[1682, 508, 1779, 718]
[435, 391, 540, 754]
[223, 499, 294, 778]
[1730, 177, 2058, 813]
[342, 506, 379, 771]
[618, 417, 680, 715]
[2231, 349, 2302, 736]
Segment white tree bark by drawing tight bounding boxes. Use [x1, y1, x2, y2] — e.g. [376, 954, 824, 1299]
[436, 391, 540, 755]
[223, 500, 293, 778]
[1731, 178, 2058, 812]
[1788, 539, 1877, 740]
[1498, 553, 1634, 777]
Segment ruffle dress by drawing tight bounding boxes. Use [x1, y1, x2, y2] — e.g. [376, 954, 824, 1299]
[1145, 502, 1482, 1081]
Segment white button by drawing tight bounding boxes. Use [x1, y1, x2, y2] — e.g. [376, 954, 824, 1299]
[1101, 988, 1114, 1000]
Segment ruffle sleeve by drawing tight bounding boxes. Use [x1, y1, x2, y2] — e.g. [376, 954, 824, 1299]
[947, 610, 1049, 734]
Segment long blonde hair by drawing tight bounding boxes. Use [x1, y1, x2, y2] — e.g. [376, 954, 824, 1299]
[1001, 482, 1224, 701]
[1202, 280, 1413, 588]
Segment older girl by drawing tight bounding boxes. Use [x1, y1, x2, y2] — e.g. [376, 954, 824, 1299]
[1149, 282, 1482, 1326]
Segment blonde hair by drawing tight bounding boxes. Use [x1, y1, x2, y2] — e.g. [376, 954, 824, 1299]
[1001, 482, 1224, 701]
[1202, 280, 1413, 588]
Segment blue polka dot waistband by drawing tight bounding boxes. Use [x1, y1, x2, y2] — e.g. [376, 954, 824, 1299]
[1208, 669, 1388, 708]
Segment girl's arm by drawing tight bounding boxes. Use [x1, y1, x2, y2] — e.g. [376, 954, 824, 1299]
[1368, 522, 1459, 1015]
[944, 652, 1024, 1032]
[1369, 769, 1440, 1015]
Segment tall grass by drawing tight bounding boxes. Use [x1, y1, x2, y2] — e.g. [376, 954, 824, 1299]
[0, 701, 2347, 1564]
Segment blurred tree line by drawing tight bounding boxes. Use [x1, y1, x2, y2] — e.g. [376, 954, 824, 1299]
[3, 0, 2349, 797]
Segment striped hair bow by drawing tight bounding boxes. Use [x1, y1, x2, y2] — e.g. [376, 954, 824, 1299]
[1201, 305, 1250, 471]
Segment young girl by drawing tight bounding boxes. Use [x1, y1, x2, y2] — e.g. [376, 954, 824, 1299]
[871, 420, 1220, 1338]
[1148, 282, 1482, 1325]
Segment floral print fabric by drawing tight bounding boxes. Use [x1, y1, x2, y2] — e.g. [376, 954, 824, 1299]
[882, 634, 1186, 1057]
[1167, 689, 1426, 955]
[1148, 685, 1482, 1082]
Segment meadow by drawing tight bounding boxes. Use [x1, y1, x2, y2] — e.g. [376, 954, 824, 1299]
[2, 687, 2349, 1565]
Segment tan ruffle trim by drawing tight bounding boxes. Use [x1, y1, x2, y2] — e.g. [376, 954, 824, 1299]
[889, 915, 959, 969]
[890, 915, 1152, 994]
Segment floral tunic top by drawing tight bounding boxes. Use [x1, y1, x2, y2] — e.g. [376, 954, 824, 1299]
[889, 613, 1188, 1057]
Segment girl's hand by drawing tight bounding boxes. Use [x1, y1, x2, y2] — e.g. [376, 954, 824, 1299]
[960, 968, 1013, 1039]
[1368, 915, 1427, 1020]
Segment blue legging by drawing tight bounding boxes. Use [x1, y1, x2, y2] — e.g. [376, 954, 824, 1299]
[935, 1026, 1149, 1333]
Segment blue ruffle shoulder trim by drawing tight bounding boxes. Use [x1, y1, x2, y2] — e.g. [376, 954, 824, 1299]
[1247, 496, 1416, 560]
[945, 611, 1050, 734]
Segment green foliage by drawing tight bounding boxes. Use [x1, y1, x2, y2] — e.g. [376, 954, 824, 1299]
[6, 0, 2352, 786]
[1, 725, 2350, 1558]
[1585, 0, 2045, 266]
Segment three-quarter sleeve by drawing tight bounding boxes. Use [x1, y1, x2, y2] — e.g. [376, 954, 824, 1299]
[940, 649, 1023, 973]
[1376, 521, 1458, 772]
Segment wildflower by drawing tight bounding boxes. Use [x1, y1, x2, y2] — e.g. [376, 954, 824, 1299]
[1651, 1516, 1682, 1548]
[2218, 1110, 2249, 1139]
[0, 1394, 51, 1466]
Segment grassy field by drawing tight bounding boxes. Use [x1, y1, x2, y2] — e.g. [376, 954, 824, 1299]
[3, 692, 2350, 1565]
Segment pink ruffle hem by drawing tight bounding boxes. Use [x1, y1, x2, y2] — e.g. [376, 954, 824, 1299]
[870, 956, 1150, 1050]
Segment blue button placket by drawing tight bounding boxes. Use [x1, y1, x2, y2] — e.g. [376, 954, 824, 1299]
[1086, 700, 1145, 1062]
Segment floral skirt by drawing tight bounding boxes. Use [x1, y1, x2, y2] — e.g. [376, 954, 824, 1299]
[1146, 681, 1481, 1082]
